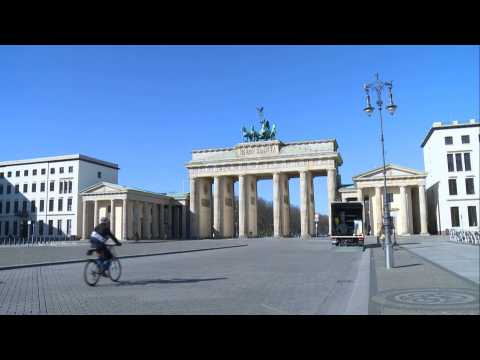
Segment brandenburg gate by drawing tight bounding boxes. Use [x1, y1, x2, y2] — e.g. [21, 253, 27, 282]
[186, 139, 343, 238]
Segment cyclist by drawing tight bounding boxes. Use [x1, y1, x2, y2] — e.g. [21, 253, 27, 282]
[88, 217, 122, 275]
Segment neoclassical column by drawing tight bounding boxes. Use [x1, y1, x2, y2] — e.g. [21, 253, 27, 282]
[238, 175, 247, 238]
[357, 187, 364, 233]
[222, 177, 235, 238]
[82, 200, 88, 239]
[110, 199, 116, 237]
[308, 172, 315, 236]
[158, 203, 165, 239]
[181, 204, 187, 239]
[399, 186, 409, 235]
[281, 174, 290, 237]
[273, 172, 282, 237]
[189, 177, 198, 239]
[137, 201, 143, 238]
[213, 176, 223, 238]
[247, 176, 258, 237]
[152, 203, 159, 239]
[93, 200, 99, 228]
[122, 199, 128, 240]
[327, 169, 336, 235]
[300, 171, 309, 238]
[128, 200, 134, 239]
[418, 184, 428, 235]
[374, 187, 383, 236]
[146, 203, 153, 239]
[197, 178, 212, 238]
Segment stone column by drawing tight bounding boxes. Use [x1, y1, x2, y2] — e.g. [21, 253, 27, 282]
[406, 187, 413, 234]
[300, 171, 309, 238]
[128, 200, 134, 239]
[399, 186, 409, 235]
[213, 176, 223, 238]
[247, 176, 257, 237]
[137, 201, 143, 238]
[158, 203, 164, 239]
[181, 204, 187, 239]
[197, 178, 212, 238]
[357, 188, 364, 233]
[82, 200, 88, 239]
[327, 169, 336, 235]
[189, 177, 198, 239]
[418, 184, 428, 235]
[308, 172, 315, 236]
[273, 173, 282, 237]
[222, 177, 235, 238]
[122, 199, 128, 240]
[151, 203, 159, 239]
[238, 175, 247, 238]
[93, 200, 99, 228]
[374, 187, 382, 236]
[281, 174, 290, 237]
[110, 199, 116, 237]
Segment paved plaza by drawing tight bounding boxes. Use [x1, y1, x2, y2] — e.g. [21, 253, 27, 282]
[0, 238, 366, 315]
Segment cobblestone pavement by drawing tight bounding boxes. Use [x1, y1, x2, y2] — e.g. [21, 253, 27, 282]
[367, 236, 480, 315]
[0, 239, 247, 268]
[0, 238, 365, 315]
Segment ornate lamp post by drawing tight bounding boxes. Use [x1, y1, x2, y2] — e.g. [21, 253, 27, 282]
[363, 73, 398, 269]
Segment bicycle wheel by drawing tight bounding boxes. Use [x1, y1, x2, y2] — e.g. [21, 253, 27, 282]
[108, 258, 122, 282]
[84, 260, 101, 286]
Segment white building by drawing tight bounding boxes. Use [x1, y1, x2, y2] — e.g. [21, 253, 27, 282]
[0, 154, 119, 239]
[422, 119, 480, 233]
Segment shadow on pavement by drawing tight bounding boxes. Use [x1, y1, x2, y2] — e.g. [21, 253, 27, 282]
[393, 263, 423, 269]
[114, 277, 228, 286]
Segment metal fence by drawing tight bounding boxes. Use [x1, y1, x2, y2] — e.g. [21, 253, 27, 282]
[0, 235, 78, 247]
[446, 229, 480, 245]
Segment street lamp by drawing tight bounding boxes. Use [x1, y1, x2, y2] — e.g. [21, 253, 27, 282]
[363, 73, 398, 269]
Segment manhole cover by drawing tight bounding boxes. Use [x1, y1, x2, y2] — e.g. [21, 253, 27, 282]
[371, 288, 480, 311]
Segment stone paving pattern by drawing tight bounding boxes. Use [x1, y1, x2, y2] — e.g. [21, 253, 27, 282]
[0, 238, 364, 315]
[368, 236, 479, 315]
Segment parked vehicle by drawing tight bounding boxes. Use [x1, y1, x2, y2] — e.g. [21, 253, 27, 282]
[330, 202, 364, 246]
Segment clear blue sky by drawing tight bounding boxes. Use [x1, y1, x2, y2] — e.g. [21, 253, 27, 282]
[0, 45, 478, 213]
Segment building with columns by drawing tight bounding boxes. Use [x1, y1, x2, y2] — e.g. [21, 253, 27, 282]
[186, 139, 342, 239]
[80, 182, 189, 240]
[338, 164, 428, 236]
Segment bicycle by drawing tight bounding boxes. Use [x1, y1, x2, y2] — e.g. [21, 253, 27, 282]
[84, 244, 122, 286]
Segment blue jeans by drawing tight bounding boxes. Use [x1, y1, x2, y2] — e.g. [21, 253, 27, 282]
[90, 238, 112, 271]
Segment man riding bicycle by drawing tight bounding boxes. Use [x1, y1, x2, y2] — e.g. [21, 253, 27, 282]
[87, 217, 122, 275]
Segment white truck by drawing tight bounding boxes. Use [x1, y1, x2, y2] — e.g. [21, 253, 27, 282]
[330, 202, 364, 246]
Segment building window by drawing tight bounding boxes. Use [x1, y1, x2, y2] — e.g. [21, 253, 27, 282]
[386, 193, 394, 203]
[7, 171, 12, 178]
[39, 200, 44, 212]
[461, 135, 470, 144]
[48, 220, 53, 235]
[97, 171, 102, 179]
[69, 181, 72, 193]
[14, 201, 18, 213]
[40, 182, 45, 192]
[466, 178, 475, 195]
[50, 181, 54, 192]
[455, 153, 463, 171]
[0, 185, 3, 194]
[59, 181, 63, 194]
[464, 153, 471, 171]
[41, 169, 46, 175]
[24, 170, 28, 176]
[67, 219, 72, 235]
[13, 221, 18, 236]
[6, 201, 10, 214]
[50, 168, 55, 175]
[67, 198, 72, 211]
[68, 166, 73, 173]
[0, 222, 2, 236]
[33, 169, 37, 176]
[49, 199, 54, 212]
[23, 183, 28, 193]
[22, 201, 27, 212]
[14, 184, 19, 193]
[60, 167, 64, 174]
[15, 171, 20, 177]
[58, 198, 63, 212]
[0, 201, 2, 214]
[5, 221, 9, 235]
[445, 136, 453, 145]
[57, 220, 62, 235]
[468, 206, 478, 227]
[450, 207, 460, 227]
[38, 220, 44, 235]
[0, 172, 3, 178]
[32, 183, 36, 193]
[447, 154, 454, 172]
[6, 185, 11, 194]
[31, 200, 36, 213]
